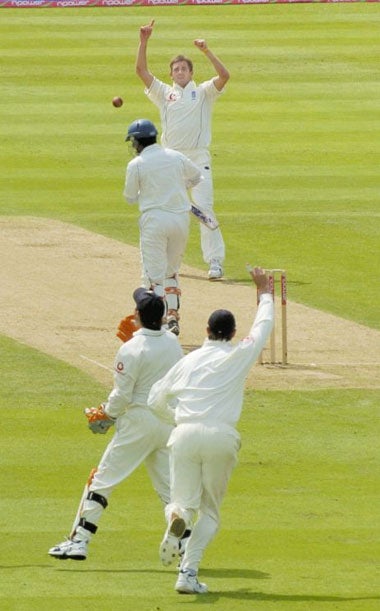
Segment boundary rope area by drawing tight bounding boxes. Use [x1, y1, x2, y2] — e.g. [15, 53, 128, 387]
[1, 0, 379, 7]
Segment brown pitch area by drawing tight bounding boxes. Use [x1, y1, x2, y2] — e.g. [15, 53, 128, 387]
[1, 216, 379, 391]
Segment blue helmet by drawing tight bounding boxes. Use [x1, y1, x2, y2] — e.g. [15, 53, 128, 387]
[125, 119, 158, 142]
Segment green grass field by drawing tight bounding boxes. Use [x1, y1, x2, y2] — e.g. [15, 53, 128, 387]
[1, 5, 379, 610]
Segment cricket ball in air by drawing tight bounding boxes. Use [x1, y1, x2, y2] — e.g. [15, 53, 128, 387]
[112, 96, 123, 108]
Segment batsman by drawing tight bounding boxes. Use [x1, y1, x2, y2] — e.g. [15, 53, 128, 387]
[48, 288, 186, 561]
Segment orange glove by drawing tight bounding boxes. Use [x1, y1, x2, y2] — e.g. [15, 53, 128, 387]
[116, 314, 137, 343]
[84, 404, 115, 434]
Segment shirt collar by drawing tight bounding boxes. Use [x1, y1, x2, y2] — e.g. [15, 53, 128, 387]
[172, 80, 196, 92]
[134, 327, 167, 337]
[140, 143, 160, 156]
[203, 338, 232, 347]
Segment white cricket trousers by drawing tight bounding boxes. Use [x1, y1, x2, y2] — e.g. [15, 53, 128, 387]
[165, 422, 240, 572]
[186, 149, 225, 265]
[139, 208, 189, 291]
[78, 408, 173, 537]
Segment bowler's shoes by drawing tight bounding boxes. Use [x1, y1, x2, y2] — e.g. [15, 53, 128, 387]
[48, 538, 88, 560]
[175, 569, 208, 594]
[167, 314, 180, 336]
[208, 259, 223, 281]
[159, 516, 186, 566]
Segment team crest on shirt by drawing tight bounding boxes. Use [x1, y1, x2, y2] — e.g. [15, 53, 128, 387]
[191, 91, 196, 100]
[116, 361, 124, 371]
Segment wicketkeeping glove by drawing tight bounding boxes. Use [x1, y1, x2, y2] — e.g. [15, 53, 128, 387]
[116, 314, 138, 343]
[84, 404, 115, 434]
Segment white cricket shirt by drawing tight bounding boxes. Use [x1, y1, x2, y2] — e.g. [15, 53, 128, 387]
[124, 143, 202, 213]
[146, 78, 224, 152]
[147, 294, 274, 429]
[105, 328, 183, 419]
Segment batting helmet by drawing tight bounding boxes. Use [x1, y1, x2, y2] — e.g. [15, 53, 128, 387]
[125, 119, 158, 142]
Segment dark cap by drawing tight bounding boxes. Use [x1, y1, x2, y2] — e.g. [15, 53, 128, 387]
[208, 309, 236, 340]
[133, 288, 165, 330]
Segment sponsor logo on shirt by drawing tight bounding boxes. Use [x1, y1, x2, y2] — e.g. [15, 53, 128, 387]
[241, 336, 254, 345]
[116, 362, 124, 371]
[167, 92, 180, 102]
[191, 91, 196, 100]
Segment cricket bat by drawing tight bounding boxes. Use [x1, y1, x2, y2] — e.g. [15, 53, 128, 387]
[190, 205, 219, 230]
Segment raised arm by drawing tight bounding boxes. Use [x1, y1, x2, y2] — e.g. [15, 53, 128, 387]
[245, 266, 274, 350]
[136, 19, 155, 89]
[248, 266, 270, 296]
[193, 39, 230, 91]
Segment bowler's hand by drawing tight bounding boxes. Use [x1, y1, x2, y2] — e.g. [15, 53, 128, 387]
[140, 19, 155, 42]
[194, 39, 208, 52]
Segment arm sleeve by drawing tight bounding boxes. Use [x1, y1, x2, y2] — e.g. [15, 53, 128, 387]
[183, 157, 203, 189]
[213, 294, 273, 380]
[145, 77, 168, 108]
[123, 163, 140, 204]
[104, 348, 140, 419]
[202, 77, 225, 101]
[240, 293, 274, 360]
[147, 364, 180, 420]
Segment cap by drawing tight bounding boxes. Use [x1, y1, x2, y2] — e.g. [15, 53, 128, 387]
[133, 288, 165, 330]
[208, 309, 236, 340]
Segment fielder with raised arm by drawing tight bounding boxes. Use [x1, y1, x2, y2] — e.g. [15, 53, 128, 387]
[136, 20, 230, 281]
[147, 266, 274, 594]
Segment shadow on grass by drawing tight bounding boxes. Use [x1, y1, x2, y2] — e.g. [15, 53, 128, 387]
[201, 591, 380, 605]
[50, 567, 269, 579]
[228, 277, 310, 287]
[180, 272, 308, 289]
[4, 565, 379, 604]
[180, 272, 252, 286]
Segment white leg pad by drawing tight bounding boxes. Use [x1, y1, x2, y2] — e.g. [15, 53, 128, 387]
[164, 277, 181, 311]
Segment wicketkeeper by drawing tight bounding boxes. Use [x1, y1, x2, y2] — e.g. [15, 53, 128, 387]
[48, 288, 185, 561]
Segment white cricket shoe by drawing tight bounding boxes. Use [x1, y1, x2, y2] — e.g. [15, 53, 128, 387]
[159, 516, 186, 566]
[175, 569, 208, 594]
[48, 538, 88, 560]
[208, 259, 223, 281]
